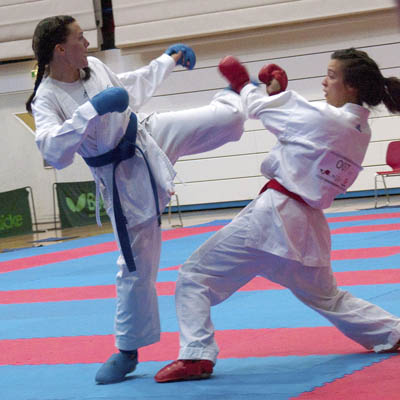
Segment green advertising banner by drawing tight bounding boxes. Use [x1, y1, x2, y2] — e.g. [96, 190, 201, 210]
[0, 187, 32, 237]
[56, 181, 109, 228]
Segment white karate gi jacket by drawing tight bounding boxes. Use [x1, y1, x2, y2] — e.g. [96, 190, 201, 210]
[32, 54, 178, 229]
[240, 84, 371, 267]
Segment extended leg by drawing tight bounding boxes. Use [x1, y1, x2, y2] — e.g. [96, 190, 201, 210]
[258, 261, 400, 352]
[287, 266, 400, 352]
[145, 90, 245, 164]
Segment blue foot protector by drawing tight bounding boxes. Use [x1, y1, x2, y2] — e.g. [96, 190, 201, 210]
[95, 352, 138, 384]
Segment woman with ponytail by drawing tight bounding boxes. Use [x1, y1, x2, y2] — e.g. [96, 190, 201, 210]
[155, 48, 400, 383]
[26, 16, 91, 113]
[27, 15, 252, 385]
[330, 48, 400, 113]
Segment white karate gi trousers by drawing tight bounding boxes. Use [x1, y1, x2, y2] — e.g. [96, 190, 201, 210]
[114, 91, 245, 351]
[175, 196, 400, 363]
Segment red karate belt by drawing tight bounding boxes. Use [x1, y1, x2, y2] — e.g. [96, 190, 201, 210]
[259, 179, 307, 205]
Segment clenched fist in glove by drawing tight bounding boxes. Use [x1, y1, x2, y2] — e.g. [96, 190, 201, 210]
[165, 44, 196, 70]
[218, 56, 250, 93]
[90, 87, 129, 116]
[258, 64, 288, 95]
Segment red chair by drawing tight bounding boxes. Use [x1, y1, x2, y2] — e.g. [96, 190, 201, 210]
[374, 141, 400, 207]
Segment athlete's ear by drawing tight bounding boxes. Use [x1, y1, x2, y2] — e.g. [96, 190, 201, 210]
[54, 43, 65, 55]
[345, 84, 359, 104]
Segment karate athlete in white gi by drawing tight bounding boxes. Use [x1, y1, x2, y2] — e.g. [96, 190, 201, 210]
[155, 48, 400, 383]
[27, 16, 247, 384]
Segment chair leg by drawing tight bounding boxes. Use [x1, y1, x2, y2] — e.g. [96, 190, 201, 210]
[174, 194, 183, 228]
[374, 174, 379, 208]
[167, 194, 183, 228]
[382, 175, 390, 206]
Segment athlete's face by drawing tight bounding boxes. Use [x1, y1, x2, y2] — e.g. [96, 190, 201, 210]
[322, 59, 358, 107]
[57, 22, 90, 70]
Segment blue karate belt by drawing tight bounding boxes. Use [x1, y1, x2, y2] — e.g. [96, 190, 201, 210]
[83, 113, 161, 272]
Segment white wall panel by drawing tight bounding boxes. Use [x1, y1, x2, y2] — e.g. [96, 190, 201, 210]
[363, 142, 390, 167]
[0, 0, 99, 61]
[112, 0, 395, 48]
[112, 0, 294, 25]
[173, 176, 267, 205]
[174, 154, 262, 183]
[0, 30, 99, 66]
[0, 91, 55, 221]
[179, 129, 275, 161]
[369, 116, 400, 142]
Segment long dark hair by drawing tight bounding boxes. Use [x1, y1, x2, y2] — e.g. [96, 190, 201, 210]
[332, 48, 400, 113]
[26, 15, 91, 113]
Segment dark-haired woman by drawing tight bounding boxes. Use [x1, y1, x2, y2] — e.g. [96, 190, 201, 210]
[27, 16, 246, 384]
[155, 48, 400, 383]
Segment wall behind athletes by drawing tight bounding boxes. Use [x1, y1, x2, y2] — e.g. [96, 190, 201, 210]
[0, 0, 399, 223]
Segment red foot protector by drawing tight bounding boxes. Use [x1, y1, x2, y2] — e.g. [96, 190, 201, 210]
[155, 359, 214, 383]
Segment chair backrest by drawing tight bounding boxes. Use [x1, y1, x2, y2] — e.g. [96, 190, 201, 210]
[386, 141, 400, 170]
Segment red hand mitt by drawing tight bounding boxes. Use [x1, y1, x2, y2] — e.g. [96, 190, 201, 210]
[258, 64, 288, 95]
[218, 56, 250, 93]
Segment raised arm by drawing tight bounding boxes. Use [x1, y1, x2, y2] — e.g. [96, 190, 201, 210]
[218, 55, 293, 136]
[117, 44, 196, 111]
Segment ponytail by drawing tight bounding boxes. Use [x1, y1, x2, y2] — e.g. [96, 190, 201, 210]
[26, 62, 46, 113]
[382, 76, 400, 113]
[82, 66, 91, 81]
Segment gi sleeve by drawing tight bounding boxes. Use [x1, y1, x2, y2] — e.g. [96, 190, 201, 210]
[241, 84, 299, 137]
[116, 53, 176, 111]
[32, 93, 98, 169]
